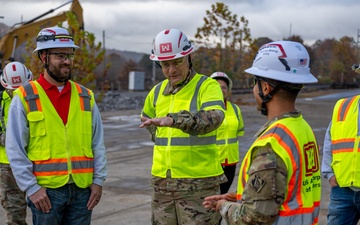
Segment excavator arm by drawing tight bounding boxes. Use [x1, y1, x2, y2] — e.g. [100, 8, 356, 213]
[0, 0, 83, 69]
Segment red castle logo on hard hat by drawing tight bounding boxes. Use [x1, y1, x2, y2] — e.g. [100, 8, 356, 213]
[160, 43, 172, 54]
[12, 76, 22, 84]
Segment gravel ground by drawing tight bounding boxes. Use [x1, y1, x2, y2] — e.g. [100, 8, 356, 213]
[1, 88, 359, 225]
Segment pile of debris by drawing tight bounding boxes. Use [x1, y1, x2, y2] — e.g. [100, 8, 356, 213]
[96, 91, 147, 112]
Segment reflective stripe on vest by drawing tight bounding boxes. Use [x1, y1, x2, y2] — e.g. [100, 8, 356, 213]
[33, 157, 94, 176]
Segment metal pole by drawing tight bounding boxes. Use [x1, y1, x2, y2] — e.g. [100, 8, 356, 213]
[357, 29, 360, 63]
[152, 39, 156, 86]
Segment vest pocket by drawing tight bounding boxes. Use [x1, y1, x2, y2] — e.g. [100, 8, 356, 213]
[28, 149, 50, 161]
[82, 147, 94, 158]
[27, 111, 46, 137]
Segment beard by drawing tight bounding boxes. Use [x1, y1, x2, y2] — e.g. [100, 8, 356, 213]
[48, 62, 71, 82]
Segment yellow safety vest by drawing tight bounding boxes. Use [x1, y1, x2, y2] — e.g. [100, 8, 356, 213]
[330, 96, 360, 187]
[0, 91, 11, 164]
[142, 74, 225, 178]
[237, 116, 321, 224]
[15, 80, 94, 188]
[216, 102, 244, 165]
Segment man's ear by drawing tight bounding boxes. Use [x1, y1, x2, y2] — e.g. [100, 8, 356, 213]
[39, 51, 47, 64]
[261, 81, 272, 95]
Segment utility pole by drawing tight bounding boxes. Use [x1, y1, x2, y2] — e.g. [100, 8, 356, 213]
[152, 39, 156, 86]
[289, 23, 292, 38]
[103, 30, 106, 73]
[357, 29, 360, 62]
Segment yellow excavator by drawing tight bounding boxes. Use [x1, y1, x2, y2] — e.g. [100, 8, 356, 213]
[0, 0, 83, 70]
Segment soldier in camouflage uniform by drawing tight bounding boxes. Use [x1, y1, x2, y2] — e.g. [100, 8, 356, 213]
[0, 62, 32, 225]
[140, 28, 227, 225]
[203, 41, 321, 224]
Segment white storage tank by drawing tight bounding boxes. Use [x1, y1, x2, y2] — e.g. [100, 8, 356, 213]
[128, 71, 145, 91]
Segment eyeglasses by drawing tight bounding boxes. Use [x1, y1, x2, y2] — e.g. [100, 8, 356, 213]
[48, 52, 75, 61]
[159, 57, 186, 69]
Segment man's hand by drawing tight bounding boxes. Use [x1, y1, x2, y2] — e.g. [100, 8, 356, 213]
[203, 193, 237, 211]
[87, 183, 102, 210]
[139, 116, 174, 128]
[29, 187, 52, 213]
[329, 176, 338, 187]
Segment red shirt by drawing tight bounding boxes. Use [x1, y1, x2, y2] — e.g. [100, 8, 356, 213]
[37, 74, 71, 124]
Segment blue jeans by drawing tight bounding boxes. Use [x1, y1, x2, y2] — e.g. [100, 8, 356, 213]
[28, 183, 92, 225]
[328, 186, 360, 225]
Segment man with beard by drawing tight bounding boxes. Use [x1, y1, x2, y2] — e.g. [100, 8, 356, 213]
[5, 26, 107, 225]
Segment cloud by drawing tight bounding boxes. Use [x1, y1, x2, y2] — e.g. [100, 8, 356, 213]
[1, 0, 360, 53]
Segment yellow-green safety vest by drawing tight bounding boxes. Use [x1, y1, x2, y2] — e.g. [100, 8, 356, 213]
[0, 91, 11, 164]
[15, 80, 95, 188]
[216, 102, 244, 165]
[142, 74, 225, 178]
[330, 95, 360, 187]
[237, 116, 321, 224]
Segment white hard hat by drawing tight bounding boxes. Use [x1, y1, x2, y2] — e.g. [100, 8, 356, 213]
[210, 72, 233, 90]
[33, 26, 79, 53]
[150, 28, 194, 61]
[1, 62, 33, 90]
[245, 41, 317, 84]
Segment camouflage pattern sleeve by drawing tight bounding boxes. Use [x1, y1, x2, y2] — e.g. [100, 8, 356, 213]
[219, 145, 288, 224]
[145, 125, 156, 142]
[168, 109, 224, 135]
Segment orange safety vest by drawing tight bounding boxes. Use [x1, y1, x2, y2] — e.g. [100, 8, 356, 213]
[330, 95, 360, 187]
[237, 116, 321, 224]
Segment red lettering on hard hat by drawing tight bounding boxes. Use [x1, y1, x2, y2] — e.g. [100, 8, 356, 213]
[59, 38, 70, 42]
[160, 43, 172, 54]
[260, 43, 290, 71]
[12, 76, 21, 84]
[12, 64, 16, 71]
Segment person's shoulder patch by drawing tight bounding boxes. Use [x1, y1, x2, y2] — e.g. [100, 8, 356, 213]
[249, 174, 266, 193]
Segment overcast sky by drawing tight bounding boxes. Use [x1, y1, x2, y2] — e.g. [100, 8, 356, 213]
[1, 0, 360, 54]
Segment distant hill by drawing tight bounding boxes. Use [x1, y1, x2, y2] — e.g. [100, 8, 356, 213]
[105, 49, 144, 63]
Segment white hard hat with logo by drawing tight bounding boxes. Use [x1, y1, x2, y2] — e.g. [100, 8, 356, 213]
[150, 28, 194, 61]
[245, 41, 317, 84]
[0, 62, 33, 90]
[210, 72, 233, 90]
[33, 26, 79, 52]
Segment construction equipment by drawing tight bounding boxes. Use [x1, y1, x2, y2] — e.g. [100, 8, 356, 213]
[0, 0, 83, 70]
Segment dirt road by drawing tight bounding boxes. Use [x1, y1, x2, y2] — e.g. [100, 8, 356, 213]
[1, 89, 359, 225]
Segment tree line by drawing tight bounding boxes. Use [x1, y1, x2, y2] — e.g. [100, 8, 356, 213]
[138, 2, 358, 90]
[23, 2, 359, 91]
